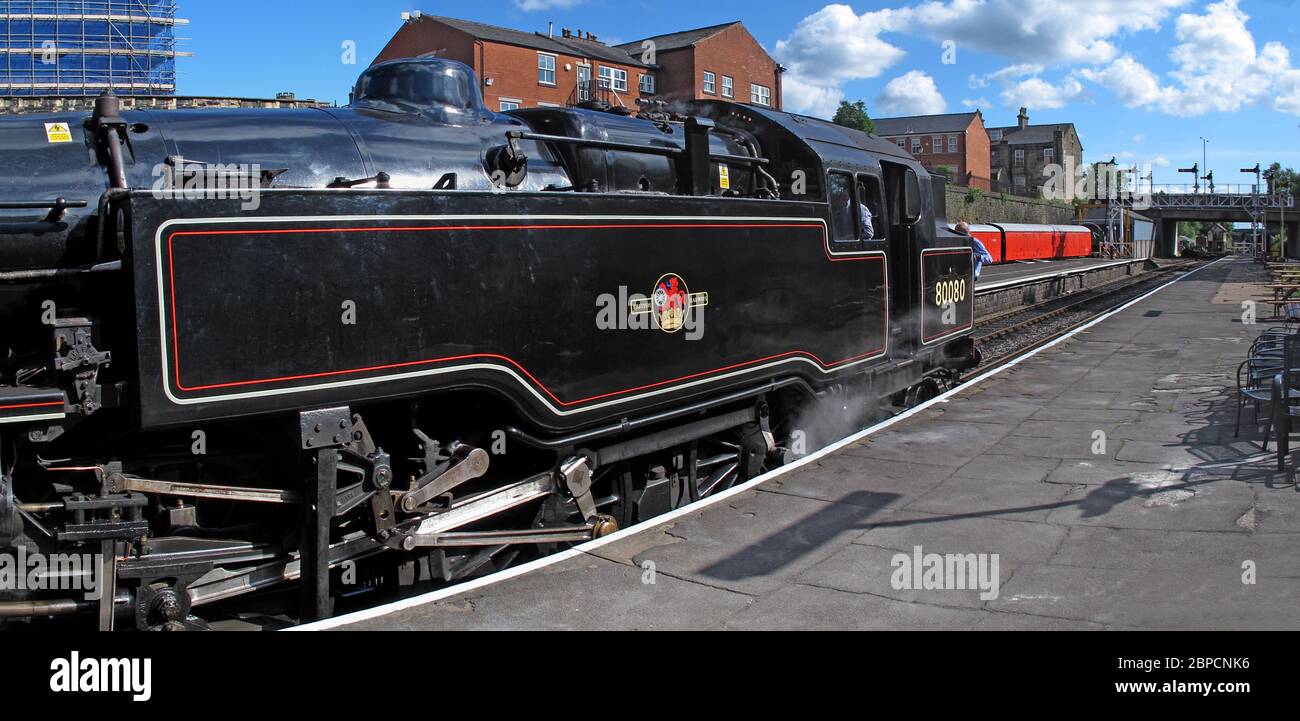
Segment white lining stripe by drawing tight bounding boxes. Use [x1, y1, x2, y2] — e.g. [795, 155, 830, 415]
[0, 413, 66, 425]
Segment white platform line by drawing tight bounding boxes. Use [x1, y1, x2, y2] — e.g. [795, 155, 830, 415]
[292, 258, 1223, 631]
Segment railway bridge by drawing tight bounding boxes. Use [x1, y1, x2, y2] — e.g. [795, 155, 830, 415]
[1107, 184, 1296, 256]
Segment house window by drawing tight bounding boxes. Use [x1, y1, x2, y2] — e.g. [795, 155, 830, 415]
[750, 83, 771, 106]
[932, 135, 943, 152]
[948, 135, 958, 153]
[721, 75, 734, 98]
[537, 54, 556, 86]
[599, 66, 628, 92]
[1014, 149, 1025, 165]
[897, 139, 906, 148]
[1014, 174, 1026, 189]
[990, 129, 1003, 141]
[703, 71, 716, 94]
[991, 149, 999, 164]
[499, 99, 520, 111]
[1043, 147, 1055, 163]
[911, 138, 922, 153]
[639, 73, 655, 94]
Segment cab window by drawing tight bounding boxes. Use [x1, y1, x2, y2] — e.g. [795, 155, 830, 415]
[856, 174, 887, 240]
[828, 172, 857, 243]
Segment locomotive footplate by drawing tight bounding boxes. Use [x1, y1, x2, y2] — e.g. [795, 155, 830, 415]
[0, 386, 67, 425]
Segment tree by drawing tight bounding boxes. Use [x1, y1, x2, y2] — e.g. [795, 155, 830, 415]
[832, 100, 875, 134]
[1179, 221, 1205, 241]
[1267, 162, 1298, 196]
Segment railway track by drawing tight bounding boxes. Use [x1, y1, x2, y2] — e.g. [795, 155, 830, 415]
[970, 259, 1207, 374]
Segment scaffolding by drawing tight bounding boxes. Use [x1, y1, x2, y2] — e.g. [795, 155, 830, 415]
[0, 1, 188, 96]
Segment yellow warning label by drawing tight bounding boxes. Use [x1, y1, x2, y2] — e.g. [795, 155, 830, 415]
[718, 164, 730, 190]
[44, 122, 73, 143]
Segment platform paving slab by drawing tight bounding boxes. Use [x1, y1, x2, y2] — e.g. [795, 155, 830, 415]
[335, 258, 1300, 631]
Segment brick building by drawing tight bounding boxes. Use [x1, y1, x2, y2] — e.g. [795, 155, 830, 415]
[614, 22, 782, 110]
[372, 15, 782, 114]
[373, 14, 653, 112]
[988, 107, 1084, 198]
[873, 111, 992, 190]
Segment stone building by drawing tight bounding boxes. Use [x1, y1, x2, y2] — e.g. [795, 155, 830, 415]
[987, 107, 1084, 198]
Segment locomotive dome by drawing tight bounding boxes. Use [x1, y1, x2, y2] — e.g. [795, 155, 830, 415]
[351, 58, 488, 122]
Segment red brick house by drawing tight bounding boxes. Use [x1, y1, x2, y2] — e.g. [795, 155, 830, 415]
[373, 16, 783, 114]
[873, 111, 992, 190]
[373, 14, 653, 112]
[615, 22, 783, 110]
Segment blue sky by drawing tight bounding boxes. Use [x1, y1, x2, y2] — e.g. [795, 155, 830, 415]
[180, 0, 1300, 186]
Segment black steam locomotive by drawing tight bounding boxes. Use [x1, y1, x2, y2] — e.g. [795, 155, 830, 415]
[0, 58, 977, 629]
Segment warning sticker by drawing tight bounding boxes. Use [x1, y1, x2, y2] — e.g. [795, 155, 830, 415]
[718, 164, 731, 190]
[44, 122, 74, 144]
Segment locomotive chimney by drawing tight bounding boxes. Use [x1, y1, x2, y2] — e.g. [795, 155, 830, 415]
[676, 116, 716, 197]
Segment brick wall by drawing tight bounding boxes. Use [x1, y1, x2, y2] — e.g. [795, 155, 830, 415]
[373, 20, 646, 112]
[479, 43, 644, 111]
[964, 116, 991, 190]
[883, 122, 991, 191]
[659, 24, 781, 109]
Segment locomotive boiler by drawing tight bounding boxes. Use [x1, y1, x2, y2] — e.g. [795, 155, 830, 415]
[0, 58, 978, 629]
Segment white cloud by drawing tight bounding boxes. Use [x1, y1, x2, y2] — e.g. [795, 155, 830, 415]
[514, 0, 586, 10]
[775, 0, 1182, 115]
[1079, 0, 1300, 117]
[999, 75, 1084, 110]
[969, 63, 1042, 89]
[910, 0, 1189, 65]
[876, 70, 947, 115]
[1152, 155, 1171, 167]
[774, 4, 909, 117]
[961, 97, 990, 108]
[775, 0, 1300, 118]
[1132, 134, 1145, 143]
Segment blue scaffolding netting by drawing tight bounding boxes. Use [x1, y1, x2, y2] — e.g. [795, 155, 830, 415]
[1, 1, 184, 96]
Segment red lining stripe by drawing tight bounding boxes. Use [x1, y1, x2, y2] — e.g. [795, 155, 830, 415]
[165, 221, 888, 406]
[0, 401, 63, 412]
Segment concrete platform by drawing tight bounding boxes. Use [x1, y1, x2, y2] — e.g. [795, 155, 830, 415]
[329, 257, 1299, 631]
[978, 257, 1141, 288]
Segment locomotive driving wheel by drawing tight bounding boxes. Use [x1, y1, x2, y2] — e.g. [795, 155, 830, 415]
[688, 422, 770, 502]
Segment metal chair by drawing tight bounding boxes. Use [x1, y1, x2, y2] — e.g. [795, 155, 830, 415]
[1271, 335, 1300, 470]
[1238, 354, 1282, 443]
